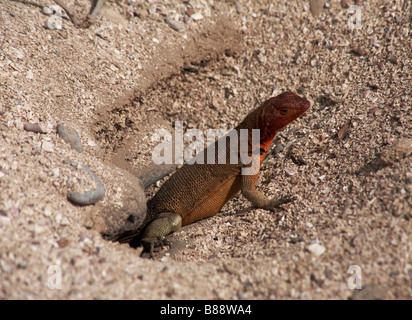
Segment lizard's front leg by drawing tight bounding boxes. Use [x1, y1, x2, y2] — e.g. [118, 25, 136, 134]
[241, 173, 295, 210]
[140, 212, 182, 257]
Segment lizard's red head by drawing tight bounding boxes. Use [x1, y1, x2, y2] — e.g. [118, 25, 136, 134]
[261, 91, 310, 135]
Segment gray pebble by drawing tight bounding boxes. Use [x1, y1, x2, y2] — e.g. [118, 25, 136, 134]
[165, 17, 185, 33]
[67, 165, 105, 206]
[24, 123, 47, 134]
[56, 123, 83, 153]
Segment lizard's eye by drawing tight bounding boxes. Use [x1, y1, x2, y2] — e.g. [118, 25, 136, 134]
[280, 109, 288, 115]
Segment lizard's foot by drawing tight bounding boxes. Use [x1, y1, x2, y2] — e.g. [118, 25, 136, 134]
[267, 195, 297, 210]
[141, 236, 171, 258]
[242, 188, 296, 211]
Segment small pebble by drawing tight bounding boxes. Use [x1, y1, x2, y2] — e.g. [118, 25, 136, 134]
[185, 8, 195, 17]
[234, 1, 243, 13]
[41, 141, 54, 153]
[165, 17, 185, 33]
[0, 123, 8, 131]
[67, 165, 105, 206]
[45, 17, 63, 30]
[284, 167, 297, 176]
[309, 175, 318, 185]
[24, 123, 47, 134]
[13, 48, 24, 60]
[42, 6, 53, 15]
[388, 56, 398, 65]
[87, 139, 97, 147]
[58, 238, 70, 248]
[191, 12, 204, 21]
[134, 9, 147, 20]
[184, 15, 192, 24]
[309, 0, 325, 17]
[26, 70, 34, 79]
[56, 123, 83, 153]
[352, 45, 367, 56]
[273, 142, 284, 154]
[308, 243, 326, 256]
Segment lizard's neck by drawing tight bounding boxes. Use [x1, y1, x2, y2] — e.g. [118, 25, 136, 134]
[236, 106, 278, 149]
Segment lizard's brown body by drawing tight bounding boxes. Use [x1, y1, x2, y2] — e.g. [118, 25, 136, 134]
[116, 92, 310, 254]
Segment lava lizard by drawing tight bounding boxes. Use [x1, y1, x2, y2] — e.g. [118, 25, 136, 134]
[114, 91, 310, 256]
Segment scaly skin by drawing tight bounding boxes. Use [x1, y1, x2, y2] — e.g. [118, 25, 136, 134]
[116, 91, 310, 256]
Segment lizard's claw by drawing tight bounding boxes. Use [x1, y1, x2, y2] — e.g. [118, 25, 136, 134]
[268, 195, 297, 210]
[141, 236, 171, 258]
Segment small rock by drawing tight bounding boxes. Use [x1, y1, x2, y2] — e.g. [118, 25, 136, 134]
[310, 59, 318, 67]
[24, 123, 47, 134]
[12, 48, 24, 60]
[342, 199, 353, 215]
[341, 0, 350, 8]
[223, 263, 240, 276]
[309, 175, 318, 185]
[58, 238, 70, 248]
[308, 243, 326, 256]
[204, 6, 211, 17]
[42, 6, 53, 15]
[193, 229, 204, 237]
[165, 17, 185, 32]
[284, 167, 297, 177]
[87, 139, 97, 147]
[352, 45, 367, 56]
[184, 15, 192, 24]
[67, 165, 105, 206]
[185, 8, 195, 17]
[337, 122, 351, 140]
[309, 0, 325, 17]
[56, 123, 83, 153]
[42, 141, 54, 153]
[52, 168, 60, 177]
[26, 70, 34, 79]
[60, 217, 70, 226]
[45, 16, 63, 30]
[273, 143, 284, 154]
[34, 225, 45, 234]
[388, 56, 398, 65]
[0, 123, 8, 131]
[234, 1, 243, 13]
[134, 9, 147, 20]
[191, 12, 204, 21]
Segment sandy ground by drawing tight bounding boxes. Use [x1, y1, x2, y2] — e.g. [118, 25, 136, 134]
[0, 0, 411, 299]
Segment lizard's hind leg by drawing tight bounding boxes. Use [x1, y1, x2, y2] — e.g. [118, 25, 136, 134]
[140, 212, 182, 258]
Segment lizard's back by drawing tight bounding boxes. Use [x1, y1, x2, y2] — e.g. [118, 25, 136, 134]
[147, 156, 242, 226]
